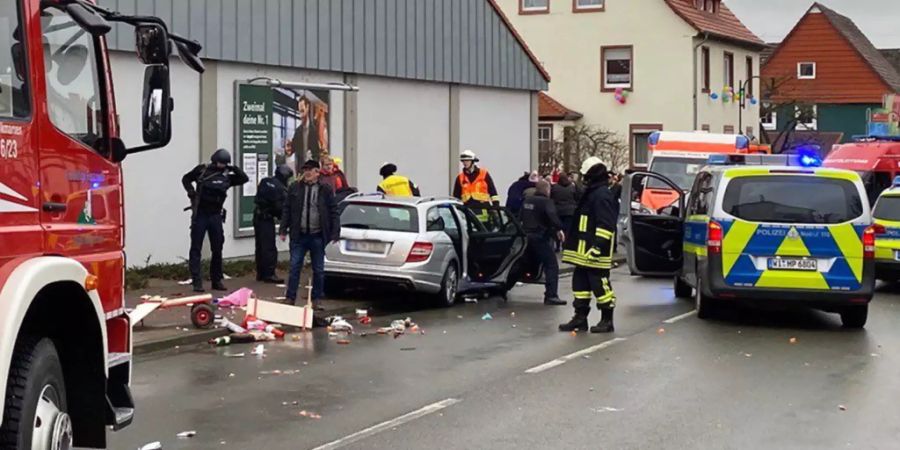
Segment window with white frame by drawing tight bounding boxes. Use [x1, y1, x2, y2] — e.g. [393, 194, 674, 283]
[538, 124, 553, 156]
[602, 46, 633, 90]
[795, 105, 817, 130]
[521, 0, 548, 12]
[761, 109, 777, 131]
[798, 62, 816, 79]
[575, 0, 604, 11]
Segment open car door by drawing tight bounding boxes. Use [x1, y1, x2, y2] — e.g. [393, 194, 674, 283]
[455, 205, 527, 287]
[622, 172, 685, 276]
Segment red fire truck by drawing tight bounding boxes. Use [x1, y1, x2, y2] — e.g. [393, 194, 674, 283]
[0, 1, 202, 448]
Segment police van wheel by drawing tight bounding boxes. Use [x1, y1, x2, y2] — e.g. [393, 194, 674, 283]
[840, 305, 868, 329]
[674, 276, 692, 299]
[695, 278, 716, 319]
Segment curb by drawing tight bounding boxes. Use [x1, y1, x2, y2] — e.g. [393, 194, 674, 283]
[132, 304, 367, 355]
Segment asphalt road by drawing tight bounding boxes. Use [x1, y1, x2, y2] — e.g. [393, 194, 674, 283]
[107, 268, 900, 450]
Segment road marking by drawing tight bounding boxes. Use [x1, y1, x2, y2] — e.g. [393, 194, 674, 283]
[525, 338, 627, 374]
[662, 310, 697, 324]
[310, 398, 461, 450]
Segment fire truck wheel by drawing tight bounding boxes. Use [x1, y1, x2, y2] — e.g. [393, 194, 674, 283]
[0, 337, 71, 450]
[191, 304, 215, 329]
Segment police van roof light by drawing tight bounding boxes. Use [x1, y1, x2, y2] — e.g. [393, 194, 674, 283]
[798, 153, 822, 167]
[735, 135, 750, 150]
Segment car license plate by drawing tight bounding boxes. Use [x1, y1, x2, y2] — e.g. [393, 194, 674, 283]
[346, 240, 387, 253]
[768, 258, 817, 271]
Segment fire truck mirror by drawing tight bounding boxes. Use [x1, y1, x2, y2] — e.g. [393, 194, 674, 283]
[134, 24, 169, 65]
[141, 64, 171, 146]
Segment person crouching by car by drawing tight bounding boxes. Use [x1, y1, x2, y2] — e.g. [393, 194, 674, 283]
[280, 160, 341, 309]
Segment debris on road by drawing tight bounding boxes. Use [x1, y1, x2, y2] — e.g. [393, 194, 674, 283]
[657, 327, 665, 335]
[592, 406, 623, 413]
[510, 312, 516, 318]
[744, 353, 752, 358]
[223, 352, 245, 358]
[328, 317, 355, 333]
[216, 287, 253, 308]
[789, 337, 798, 344]
[464, 297, 478, 304]
[251, 344, 266, 357]
[177, 278, 193, 286]
[570, 331, 578, 337]
[838, 404, 847, 411]
[299, 410, 322, 419]
[139, 442, 163, 450]
[337, 339, 351, 345]
[482, 313, 493, 321]
[216, 317, 247, 334]
[247, 297, 314, 330]
[401, 347, 416, 351]
[176, 431, 196, 439]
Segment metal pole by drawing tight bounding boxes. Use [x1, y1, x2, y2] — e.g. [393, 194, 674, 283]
[247, 77, 360, 92]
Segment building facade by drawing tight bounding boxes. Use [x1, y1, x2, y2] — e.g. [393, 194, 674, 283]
[498, 0, 764, 168]
[761, 3, 900, 145]
[101, 0, 549, 265]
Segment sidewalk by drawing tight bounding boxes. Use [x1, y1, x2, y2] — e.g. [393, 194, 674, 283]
[129, 271, 369, 354]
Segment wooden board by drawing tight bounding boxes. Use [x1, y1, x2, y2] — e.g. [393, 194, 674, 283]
[247, 298, 314, 330]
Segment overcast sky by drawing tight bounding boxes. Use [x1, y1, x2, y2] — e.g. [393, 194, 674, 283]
[726, 0, 900, 48]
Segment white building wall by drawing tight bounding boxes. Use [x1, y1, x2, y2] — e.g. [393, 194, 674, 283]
[214, 62, 346, 260]
[459, 86, 532, 200]
[356, 76, 451, 197]
[112, 53, 200, 266]
[696, 41, 762, 138]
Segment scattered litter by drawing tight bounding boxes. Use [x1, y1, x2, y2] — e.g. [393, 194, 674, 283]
[329, 317, 355, 333]
[456, 315, 464, 319]
[328, 332, 339, 338]
[139, 442, 163, 450]
[789, 337, 797, 344]
[216, 317, 247, 334]
[838, 405, 847, 411]
[176, 431, 196, 439]
[216, 288, 253, 308]
[299, 410, 322, 419]
[464, 297, 478, 304]
[223, 273, 232, 280]
[589, 387, 594, 392]
[744, 353, 752, 358]
[510, 312, 516, 318]
[592, 406, 624, 413]
[337, 339, 351, 345]
[356, 309, 369, 318]
[871, 353, 881, 357]
[276, 284, 286, 288]
[570, 331, 578, 337]
[657, 328, 666, 335]
[481, 313, 493, 321]
[443, 330, 447, 334]
[248, 298, 314, 330]
[291, 335, 302, 341]
[401, 347, 416, 351]
[223, 352, 245, 358]
[251, 344, 266, 357]
[359, 316, 373, 325]
[275, 296, 287, 301]
[177, 279, 193, 285]
[512, 324, 517, 328]
[582, 355, 591, 360]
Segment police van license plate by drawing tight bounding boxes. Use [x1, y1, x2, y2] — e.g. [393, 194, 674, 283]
[346, 240, 387, 253]
[768, 258, 817, 271]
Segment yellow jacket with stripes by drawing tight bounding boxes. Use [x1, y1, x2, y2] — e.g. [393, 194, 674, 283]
[561, 182, 618, 269]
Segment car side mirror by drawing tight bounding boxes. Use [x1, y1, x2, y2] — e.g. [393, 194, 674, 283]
[134, 24, 170, 65]
[140, 64, 171, 146]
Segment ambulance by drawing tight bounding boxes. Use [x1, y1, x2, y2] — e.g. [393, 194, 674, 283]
[871, 179, 900, 281]
[622, 154, 875, 328]
[641, 131, 769, 212]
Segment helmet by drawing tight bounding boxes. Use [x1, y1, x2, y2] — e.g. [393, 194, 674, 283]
[211, 148, 231, 165]
[580, 156, 603, 176]
[275, 164, 294, 183]
[380, 162, 397, 178]
[460, 150, 479, 162]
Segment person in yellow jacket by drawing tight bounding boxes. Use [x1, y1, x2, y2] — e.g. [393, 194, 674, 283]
[377, 163, 421, 197]
[452, 150, 500, 206]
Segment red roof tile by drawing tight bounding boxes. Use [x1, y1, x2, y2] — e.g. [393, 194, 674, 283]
[665, 0, 765, 48]
[538, 93, 583, 121]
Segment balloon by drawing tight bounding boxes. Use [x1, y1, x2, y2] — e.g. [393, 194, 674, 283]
[710, 92, 719, 100]
[621, 90, 629, 98]
[750, 97, 758, 105]
[615, 87, 624, 95]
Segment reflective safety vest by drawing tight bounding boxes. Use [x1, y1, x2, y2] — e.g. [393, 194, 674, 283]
[458, 169, 491, 204]
[379, 175, 414, 196]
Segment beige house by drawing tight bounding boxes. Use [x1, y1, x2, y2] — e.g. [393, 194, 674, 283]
[498, 0, 766, 167]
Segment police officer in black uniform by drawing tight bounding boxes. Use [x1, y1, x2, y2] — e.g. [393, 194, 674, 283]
[182, 149, 249, 292]
[254, 164, 293, 283]
[520, 180, 567, 306]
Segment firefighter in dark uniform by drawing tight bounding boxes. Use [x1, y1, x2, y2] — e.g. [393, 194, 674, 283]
[559, 157, 618, 333]
[182, 149, 249, 293]
[254, 164, 294, 283]
[520, 180, 567, 306]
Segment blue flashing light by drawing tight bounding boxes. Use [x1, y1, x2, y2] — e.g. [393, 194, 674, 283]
[649, 131, 661, 146]
[734, 135, 750, 150]
[91, 182, 100, 189]
[707, 154, 730, 165]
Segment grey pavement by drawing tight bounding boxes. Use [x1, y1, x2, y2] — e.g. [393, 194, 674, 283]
[106, 268, 900, 449]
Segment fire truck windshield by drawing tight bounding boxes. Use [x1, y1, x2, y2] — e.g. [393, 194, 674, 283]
[41, 7, 104, 150]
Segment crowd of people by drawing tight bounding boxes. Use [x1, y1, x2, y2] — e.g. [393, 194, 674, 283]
[181, 148, 624, 333]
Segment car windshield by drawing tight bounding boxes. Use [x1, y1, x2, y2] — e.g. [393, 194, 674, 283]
[339, 203, 419, 233]
[723, 175, 863, 224]
[874, 196, 900, 221]
[648, 157, 704, 190]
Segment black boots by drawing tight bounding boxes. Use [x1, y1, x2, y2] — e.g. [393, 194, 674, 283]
[544, 296, 567, 306]
[558, 307, 590, 332]
[211, 281, 228, 291]
[590, 307, 615, 334]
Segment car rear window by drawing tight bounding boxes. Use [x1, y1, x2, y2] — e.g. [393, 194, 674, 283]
[874, 196, 900, 221]
[723, 175, 863, 224]
[339, 203, 419, 232]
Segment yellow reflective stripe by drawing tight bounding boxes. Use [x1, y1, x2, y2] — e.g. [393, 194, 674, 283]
[579, 215, 588, 232]
[722, 220, 758, 277]
[684, 242, 708, 256]
[595, 228, 614, 239]
[829, 222, 864, 282]
[686, 214, 709, 223]
[573, 291, 593, 300]
[875, 218, 900, 228]
[807, 169, 860, 182]
[724, 168, 770, 178]
[578, 240, 585, 255]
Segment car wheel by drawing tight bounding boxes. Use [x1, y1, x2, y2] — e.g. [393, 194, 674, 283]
[674, 276, 692, 299]
[840, 305, 868, 329]
[0, 337, 71, 450]
[436, 264, 459, 308]
[695, 277, 716, 320]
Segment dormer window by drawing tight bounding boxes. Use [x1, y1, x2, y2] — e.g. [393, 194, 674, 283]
[696, 0, 720, 13]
